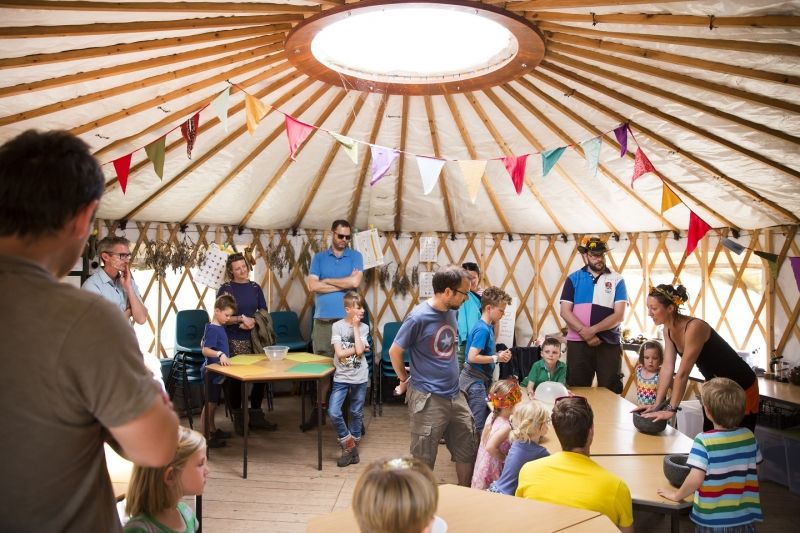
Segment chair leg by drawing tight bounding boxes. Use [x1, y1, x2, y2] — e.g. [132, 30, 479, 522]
[182, 363, 194, 429]
[266, 383, 274, 412]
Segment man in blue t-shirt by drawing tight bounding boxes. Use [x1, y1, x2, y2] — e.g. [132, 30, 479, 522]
[389, 266, 477, 486]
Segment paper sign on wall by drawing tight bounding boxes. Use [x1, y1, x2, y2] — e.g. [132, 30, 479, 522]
[353, 228, 384, 270]
[419, 236, 438, 262]
[419, 271, 434, 298]
[496, 297, 517, 347]
[194, 244, 230, 290]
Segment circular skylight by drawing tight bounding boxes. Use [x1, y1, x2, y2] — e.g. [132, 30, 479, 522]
[310, 6, 518, 84]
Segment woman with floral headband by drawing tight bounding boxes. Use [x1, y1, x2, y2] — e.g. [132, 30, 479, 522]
[638, 284, 759, 431]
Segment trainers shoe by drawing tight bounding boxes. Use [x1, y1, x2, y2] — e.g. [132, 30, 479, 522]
[212, 429, 232, 439]
[248, 408, 278, 431]
[206, 436, 227, 449]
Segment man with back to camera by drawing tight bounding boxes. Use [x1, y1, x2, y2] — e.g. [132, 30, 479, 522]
[83, 235, 148, 325]
[0, 130, 179, 531]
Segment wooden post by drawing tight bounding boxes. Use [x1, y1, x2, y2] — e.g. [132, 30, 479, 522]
[156, 223, 163, 359]
[766, 228, 775, 358]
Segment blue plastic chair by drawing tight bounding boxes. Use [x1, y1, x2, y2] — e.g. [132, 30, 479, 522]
[270, 311, 310, 352]
[378, 321, 404, 415]
[166, 309, 209, 429]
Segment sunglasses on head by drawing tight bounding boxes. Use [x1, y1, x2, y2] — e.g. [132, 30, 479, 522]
[336, 233, 351, 240]
[381, 457, 414, 471]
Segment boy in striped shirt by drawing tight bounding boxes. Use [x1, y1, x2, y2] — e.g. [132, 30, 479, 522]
[658, 377, 762, 532]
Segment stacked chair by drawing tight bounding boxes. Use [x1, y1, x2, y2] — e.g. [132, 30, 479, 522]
[377, 321, 404, 416]
[164, 309, 209, 429]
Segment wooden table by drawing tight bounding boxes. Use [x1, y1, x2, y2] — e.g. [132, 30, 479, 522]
[206, 353, 335, 478]
[307, 484, 618, 532]
[758, 376, 800, 407]
[540, 387, 694, 456]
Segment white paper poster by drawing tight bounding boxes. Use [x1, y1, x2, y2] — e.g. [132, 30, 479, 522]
[419, 271, 434, 298]
[419, 236, 438, 262]
[194, 244, 230, 290]
[353, 228, 384, 270]
[496, 297, 517, 347]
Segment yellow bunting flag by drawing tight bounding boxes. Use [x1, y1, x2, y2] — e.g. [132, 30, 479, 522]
[458, 160, 487, 204]
[245, 93, 269, 135]
[661, 183, 682, 213]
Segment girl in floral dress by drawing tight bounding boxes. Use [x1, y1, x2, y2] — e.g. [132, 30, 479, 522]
[471, 378, 522, 490]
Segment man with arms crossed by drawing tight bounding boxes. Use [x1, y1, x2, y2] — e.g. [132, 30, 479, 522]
[0, 130, 179, 531]
[83, 235, 148, 325]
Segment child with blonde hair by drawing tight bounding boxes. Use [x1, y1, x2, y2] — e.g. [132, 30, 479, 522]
[470, 378, 522, 490]
[124, 427, 208, 532]
[635, 340, 663, 407]
[352, 457, 439, 533]
[488, 399, 551, 495]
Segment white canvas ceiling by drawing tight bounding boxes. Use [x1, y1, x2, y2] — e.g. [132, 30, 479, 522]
[1, 0, 798, 236]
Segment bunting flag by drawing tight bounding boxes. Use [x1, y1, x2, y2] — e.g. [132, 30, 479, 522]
[581, 137, 601, 178]
[790, 257, 800, 292]
[113, 153, 133, 194]
[541, 147, 566, 177]
[661, 183, 682, 213]
[245, 93, 269, 135]
[458, 160, 486, 204]
[502, 154, 529, 195]
[369, 145, 399, 185]
[180, 113, 200, 159]
[686, 210, 711, 256]
[631, 148, 656, 187]
[614, 123, 629, 157]
[144, 136, 166, 180]
[284, 115, 314, 161]
[754, 251, 779, 279]
[720, 238, 746, 255]
[210, 87, 230, 132]
[330, 132, 359, 164]
[416, 155, 445, 195]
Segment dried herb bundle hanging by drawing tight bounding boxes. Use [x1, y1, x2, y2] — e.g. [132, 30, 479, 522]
[411, 265, 419, 288]
[392, 266, 411, 296]
[143, 240, 173, 278]
[297, 240, 312, 275]
[378, 263, 392, 291]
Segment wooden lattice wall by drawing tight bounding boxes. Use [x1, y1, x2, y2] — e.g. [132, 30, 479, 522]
[97, 220, 799, 375]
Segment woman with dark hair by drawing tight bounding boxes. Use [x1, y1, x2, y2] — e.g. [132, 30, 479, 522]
[457, 262, 484, 368]
[640, 284, 759, 431]
[217, 252, 276, 434]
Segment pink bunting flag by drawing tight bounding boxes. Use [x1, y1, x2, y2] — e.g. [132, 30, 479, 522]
[790, 257, 800, 293]
[370, 145, 399, 185]
[502, 154, 528, 195]
[284, 115, 314, 161]
[180, 113, 200, 160]
[614, 123, 629, 157]
[686, 210, 711, 256]
[113, 153, 133, 195]
[631, 148, 656, 187]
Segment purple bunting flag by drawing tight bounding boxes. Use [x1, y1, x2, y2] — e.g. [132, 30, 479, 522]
[614, 123, 629, 157]
[370, 145, 399, 185]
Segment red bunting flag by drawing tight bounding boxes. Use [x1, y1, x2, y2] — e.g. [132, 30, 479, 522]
[113, 153, 133, 194]
[631, 148, 656, 187]
[686, 210, 711, 256]
[502, 154, 528, 195]
[284, 115, 314, 161]
[180, 113, 200, 159]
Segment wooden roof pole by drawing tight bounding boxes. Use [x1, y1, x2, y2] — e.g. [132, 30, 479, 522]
[545, 51, 799, 146]
[0, 0, 321, 13]
[292, 93, 367, 229]
[347, 94, 388, 226]
[494, 83, 679, 232]
[239, 88, 348, 227]
[464, 91, 571, 235]
[394, 96, 410, 233]
[536, 22, 800, 57]
[0, 25, 289, 70]
[520, 75, 740, 229]
[443, 92, 512, 235]
[507, 0, 686, 10]
[523, 12, 800, 28]
[423, 95, 455, 234]
[548, 33, 800, 86]
[539, 62, 800, 188]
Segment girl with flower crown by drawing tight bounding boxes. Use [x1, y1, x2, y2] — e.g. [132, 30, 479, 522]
[639, 284, 759, 431]
[470, 378, 522, 490]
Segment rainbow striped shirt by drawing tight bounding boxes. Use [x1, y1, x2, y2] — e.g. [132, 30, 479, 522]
[687, 427, 763, 527]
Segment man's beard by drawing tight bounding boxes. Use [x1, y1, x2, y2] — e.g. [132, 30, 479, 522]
[588, 261, 605, 274]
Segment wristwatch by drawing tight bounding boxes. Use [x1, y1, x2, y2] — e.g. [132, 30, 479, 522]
[491, 355, 499, 364]
[217, 350, 224, 358]
[665, 403, 682, 412]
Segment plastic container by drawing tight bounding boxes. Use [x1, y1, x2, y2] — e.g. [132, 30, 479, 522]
[264, 345, 289, 361]
[676, 400, 704, 440]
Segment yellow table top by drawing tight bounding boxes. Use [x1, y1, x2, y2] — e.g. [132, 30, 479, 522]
[539, 387, 695, 456]
[207, 352, 334, 382]
[593, 455, 693, 510]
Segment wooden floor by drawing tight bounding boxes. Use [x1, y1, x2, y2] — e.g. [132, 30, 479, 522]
[192, 394, 799, 533]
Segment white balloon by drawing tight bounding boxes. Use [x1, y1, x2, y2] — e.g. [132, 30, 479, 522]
[534, 381, 569, 405]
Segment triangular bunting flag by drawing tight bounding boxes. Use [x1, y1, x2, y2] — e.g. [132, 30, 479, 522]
[631, 148, 656, 187]
[211, 87, 230, 132]
[580, 137, 601, 178]
[661, 183, 681, 213]
[754, 251, 779, 279]
[790, 257, 800, 293]
[284, 115, 314, 161]
[369, 145, 399, 185]
[458, 160, 487, 204]
[144, 136, 166, 180]
[245, 93, 269, 136]
[330, 132, 359, 164]
[180, 113, 200, 159]
[720, 238, 745, 255]
[614, 123, 629, 157]
[686, 211, 711, 256]
[113, 153, 133, 194]
[502, 154, 528, 195]
[541, 147, 566, 177]
[416, 155, 445, 195]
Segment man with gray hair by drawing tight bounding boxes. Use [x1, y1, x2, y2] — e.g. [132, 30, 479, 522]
[83, 235, 148, 325]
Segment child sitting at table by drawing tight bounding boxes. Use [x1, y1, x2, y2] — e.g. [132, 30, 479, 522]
[353, 457, 438, 533]
[199, 294, 235, 448]
[471, 378, 523, 490]
[634, 340, 663, 407]
[124, 426, 207, 532]
[523, 337, 566, 399]
[488, 399, 550, 495]
[657, 377, 763, 530]
[328, 290, 370, 468]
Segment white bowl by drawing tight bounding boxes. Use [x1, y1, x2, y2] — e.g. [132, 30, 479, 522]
[264, 345, 289, 361]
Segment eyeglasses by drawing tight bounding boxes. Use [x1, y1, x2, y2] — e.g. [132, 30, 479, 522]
[454, 289, 469, 297]
[336, 233, 351, 241]
[106, 252, 132, 259]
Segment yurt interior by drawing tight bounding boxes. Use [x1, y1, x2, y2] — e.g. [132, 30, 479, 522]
[2, 0, 799, 531]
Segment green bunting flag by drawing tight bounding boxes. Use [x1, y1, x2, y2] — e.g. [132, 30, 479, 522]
[541, 147, 567, 177]
[754, 251, 779, 278]
[329, 132, 359, 164]
[144, 136, 166, 180]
